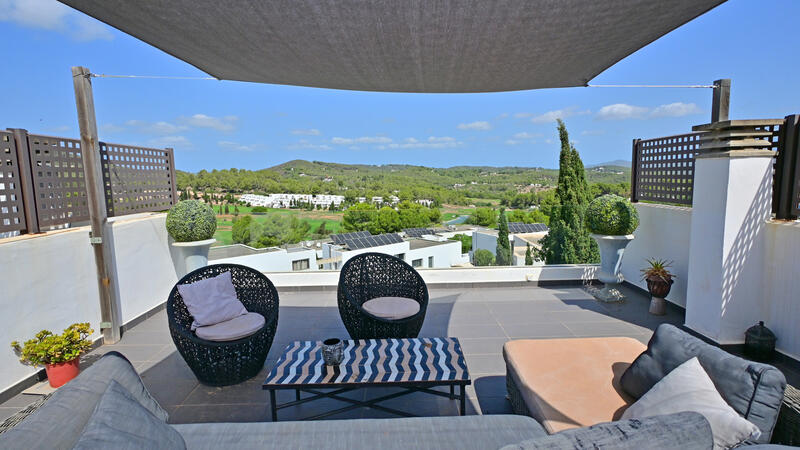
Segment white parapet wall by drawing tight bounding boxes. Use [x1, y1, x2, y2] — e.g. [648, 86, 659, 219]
[0, 213, 177, 395]
[620, 203, 692, 307]
[763, 220, 800, 360]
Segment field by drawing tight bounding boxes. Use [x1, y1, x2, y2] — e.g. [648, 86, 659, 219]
[212, 205, 344, 246]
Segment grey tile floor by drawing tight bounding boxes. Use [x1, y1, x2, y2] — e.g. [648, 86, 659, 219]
[0, 284, 685, 423]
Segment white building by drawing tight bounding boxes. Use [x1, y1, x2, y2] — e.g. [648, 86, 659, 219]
[320, 232, 466, 270]
[472, 224, 549, 266]
[209, 244, 318, 272]
[239, 193, 344, 209]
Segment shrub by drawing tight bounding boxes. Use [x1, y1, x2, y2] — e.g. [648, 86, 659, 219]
[166, 200, 217, 242]
[585, 194, 639, 235]
[11, 323, 93, 366]
[474, 249, 495, 266]
[251, 206, 269, 213]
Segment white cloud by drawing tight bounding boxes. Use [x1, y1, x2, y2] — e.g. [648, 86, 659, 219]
[581, 129, 606, 136]
[379, 136, 461, 149]
[331, 136, 392, 145]
[514, 112, 533, 119]
[122, 119, 188, 135]
[457, 121, 492, 131]
[148, 135, 191, 148]
[504, 140, 521, 146]
[291, 128, 320, 136]
[650, 102, 702, 118]
[99, 123, 124, 134]
[513, 132, 541, 139]
[0, 0, 113, 41]
[545, 139, 554, 144]
[218, 141, 259, 152]
[288, 140, 331, 151]
[596, 102, 703, 120]
[531, 107, 590, 123]
[178, 114, 238, 131]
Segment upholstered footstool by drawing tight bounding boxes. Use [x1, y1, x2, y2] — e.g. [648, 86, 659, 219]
[503, 337, 646, 433]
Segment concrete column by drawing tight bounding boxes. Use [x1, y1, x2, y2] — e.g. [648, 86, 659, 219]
[684, 149, 774, 344]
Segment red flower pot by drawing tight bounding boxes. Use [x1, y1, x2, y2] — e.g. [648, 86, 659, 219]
[45, 358, 80, 388]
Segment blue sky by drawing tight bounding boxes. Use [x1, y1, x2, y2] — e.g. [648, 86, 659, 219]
[1, 0, 798, 172]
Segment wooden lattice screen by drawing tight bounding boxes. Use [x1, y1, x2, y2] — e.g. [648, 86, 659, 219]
[99, 143, 177, 217]
[631, 132, 704, 205]
[0, 131, 26, 233]
[26, 134, 91, 229]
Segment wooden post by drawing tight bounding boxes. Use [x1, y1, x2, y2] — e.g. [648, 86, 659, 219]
[72, 66, 121, 343]
[8, 128, 40, 234]
[711, 79, 731, 123]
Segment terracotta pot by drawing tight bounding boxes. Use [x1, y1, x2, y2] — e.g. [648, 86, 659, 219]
[45, 358, 80, 388]
[646, 277, 673, 298]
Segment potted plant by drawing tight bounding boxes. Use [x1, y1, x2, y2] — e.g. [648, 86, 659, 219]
[641, 258, 675, 315]
[167, 199, 217, 275]
[585, 194, 640, 302]
[11, 323, 94, 388]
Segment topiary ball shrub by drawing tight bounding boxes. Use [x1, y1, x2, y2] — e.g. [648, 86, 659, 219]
[585, 194, 639, 235]
[166, 200, 217, 242]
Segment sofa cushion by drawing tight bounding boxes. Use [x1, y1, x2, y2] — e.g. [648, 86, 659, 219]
[503, 337, 646, 433]
[195, 312, 265, 342]
[622, 357, 760, 449]
[73, 381, 186, 450]
[620, 324, 786, 443]
[499, 411, 713, 450]
[173, 415, 546, 450]
[0, 352, 167, 450]
[362, 296, 420, 320]
[177, 271, 247, 330]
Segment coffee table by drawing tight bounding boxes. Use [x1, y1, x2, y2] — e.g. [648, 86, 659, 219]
[262, 337, 471, 421]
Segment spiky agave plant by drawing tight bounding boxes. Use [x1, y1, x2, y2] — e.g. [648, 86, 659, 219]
[640, 258, 675, 283]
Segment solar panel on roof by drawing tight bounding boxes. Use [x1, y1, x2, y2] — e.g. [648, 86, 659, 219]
[403, 227, 435, 238]
[508, 222, 549, 234]
[331, 230, 372, 244]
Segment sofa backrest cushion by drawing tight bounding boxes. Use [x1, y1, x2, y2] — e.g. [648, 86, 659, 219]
[73, 380, 185, 450]
[620, 324, 786, 443]
[499, 412, 712, 450]
[0, 352, 167, 449]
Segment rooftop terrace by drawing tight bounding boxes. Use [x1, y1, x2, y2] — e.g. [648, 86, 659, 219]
[1, 284, 689, 423]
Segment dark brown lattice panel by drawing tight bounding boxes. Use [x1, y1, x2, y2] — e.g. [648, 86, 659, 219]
[27, 134, 90, 228]
[633, 133, 704, 205]
[100, 143, 176, 216]
[0, 131, 26, 233]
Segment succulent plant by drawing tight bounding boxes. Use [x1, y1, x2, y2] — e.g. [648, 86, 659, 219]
[585, 194, 639, 235]
[166, 200, 216, 242]
[11, 323, 93, 366]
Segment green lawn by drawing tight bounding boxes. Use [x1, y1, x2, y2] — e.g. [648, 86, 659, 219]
[212, 208, 344, 246]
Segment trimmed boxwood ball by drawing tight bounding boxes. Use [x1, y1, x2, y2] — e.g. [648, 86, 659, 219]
[585, 194, 639, 235]
[166, 200, 216, 242]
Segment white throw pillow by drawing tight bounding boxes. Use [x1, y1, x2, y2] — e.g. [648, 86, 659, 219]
[621, 356, 760, 449]
[176, 271, 247, 330]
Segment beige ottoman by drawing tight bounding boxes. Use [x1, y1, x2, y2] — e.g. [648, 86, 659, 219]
[503, 337, 647, 433]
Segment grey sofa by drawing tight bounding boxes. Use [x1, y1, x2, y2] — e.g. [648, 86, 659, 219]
[0, 351, 785, 449]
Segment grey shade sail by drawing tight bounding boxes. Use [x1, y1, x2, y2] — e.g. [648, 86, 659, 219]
[60, 0, 725, 93]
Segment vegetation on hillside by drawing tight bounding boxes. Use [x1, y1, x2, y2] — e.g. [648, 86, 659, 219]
[341, 201, 441, 234]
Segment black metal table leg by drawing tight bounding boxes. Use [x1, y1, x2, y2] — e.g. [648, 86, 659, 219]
[269, 389, 278, 421]
[459, 384, 466, 415]
[450, 384, 455, 399]
[296, 389, 301, 401]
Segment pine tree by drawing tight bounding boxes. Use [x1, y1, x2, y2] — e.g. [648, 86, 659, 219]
[538, 119, 599, 264]
[525, 243, 533, 265]
[495, 208, 512, 266]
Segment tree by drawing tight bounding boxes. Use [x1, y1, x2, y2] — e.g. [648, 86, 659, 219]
[495, 208, 512, 265]
[371, 206, 401, 234]
[448, 234, 472, 253]
[538, 120, 599, 264]
[342, 203, 376, 231]
[467, 207, 496, 227]
[231, 215, 253, 244]
[474, 249, 495, 266]
[525, 243, 533, 265]
[316, 221, 329, 236]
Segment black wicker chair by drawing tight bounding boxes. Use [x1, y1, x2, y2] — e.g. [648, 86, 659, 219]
[337, 252, 429, 339]
[167, 263, 279, 386]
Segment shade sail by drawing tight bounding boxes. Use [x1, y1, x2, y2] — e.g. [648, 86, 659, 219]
[61, 0, 725, 93]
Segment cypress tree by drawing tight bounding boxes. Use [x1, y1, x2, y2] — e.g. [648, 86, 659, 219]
[538, 120, 599, 264]
[525, 243, 533, 265]
[495, 208, 512, 266]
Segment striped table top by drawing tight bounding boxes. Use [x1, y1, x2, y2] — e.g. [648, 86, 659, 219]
[263, 337, 470, 388]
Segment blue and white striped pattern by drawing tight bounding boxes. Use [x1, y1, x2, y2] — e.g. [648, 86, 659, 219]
[263, 338, 469, 387]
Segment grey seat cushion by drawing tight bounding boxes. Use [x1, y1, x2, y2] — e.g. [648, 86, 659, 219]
[173, 414, 546, 450]
[0, 351, 168, 450]
[500, 412, 712, 450]
[195, 312, 265, 341]
[362, 296, 421, 320]
[620, 324, 786, 443]
[73, 381, 185, 450]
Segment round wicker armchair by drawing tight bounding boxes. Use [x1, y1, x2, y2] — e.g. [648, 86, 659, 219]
[337, 252, 429, 339]
[167, 264, 279, 386]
